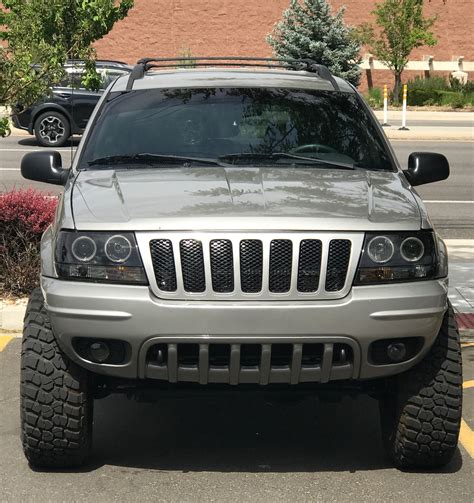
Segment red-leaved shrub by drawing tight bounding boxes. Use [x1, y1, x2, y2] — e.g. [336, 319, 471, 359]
[0, 189, 58, 297]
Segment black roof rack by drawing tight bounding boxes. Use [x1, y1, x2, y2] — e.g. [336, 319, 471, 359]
[65, 59, 130, 67]
[125, 56, 340, 92]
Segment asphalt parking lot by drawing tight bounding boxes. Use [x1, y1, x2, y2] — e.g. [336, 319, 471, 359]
[0, 336, 473, 502]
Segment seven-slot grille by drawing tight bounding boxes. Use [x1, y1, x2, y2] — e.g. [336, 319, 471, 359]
[144, 340, 358, 385]
[144, 233, 361, 300]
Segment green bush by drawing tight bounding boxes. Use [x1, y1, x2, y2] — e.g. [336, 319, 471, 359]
[462, 92, 474, 106]
[408, 88, 441, 106]
[403, 76, 446, 105]
[365, 87, 383, 108]
[449, 76, 474, 94]
[450, 95, 465, 109]
[403, 76, 474, 107]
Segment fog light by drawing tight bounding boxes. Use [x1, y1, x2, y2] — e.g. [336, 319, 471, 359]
[386, 342, 407, 363]
[89, 341, 110, 363]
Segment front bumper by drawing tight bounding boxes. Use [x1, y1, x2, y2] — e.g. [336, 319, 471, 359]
[11, 112, 31, 132]
[41, 276, 448, 382]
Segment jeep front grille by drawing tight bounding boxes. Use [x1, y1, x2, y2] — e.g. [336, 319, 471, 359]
[142, 338, 359, 384]
[140, 232, 363, 301]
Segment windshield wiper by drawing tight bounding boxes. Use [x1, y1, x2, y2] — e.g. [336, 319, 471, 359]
[218, 152, 355, 170]
[87, 153, 229, 168]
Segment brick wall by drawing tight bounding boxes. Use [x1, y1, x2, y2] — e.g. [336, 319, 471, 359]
[95, 0, 473, 90]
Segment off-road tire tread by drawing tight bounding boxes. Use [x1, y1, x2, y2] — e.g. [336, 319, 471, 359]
[382, 301, 462, 469]
[20, 288, 92, 468]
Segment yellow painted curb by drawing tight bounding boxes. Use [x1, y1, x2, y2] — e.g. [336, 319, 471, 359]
[459, 419, 474, 458]
[0, 335, 13, 352]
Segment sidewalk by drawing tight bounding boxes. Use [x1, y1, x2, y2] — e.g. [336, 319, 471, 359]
[446, 240, 474, 337]
[384, 126, 472, 141]
[373, 110, 474, 122]
[373, 110, 473, 141]
[1, 241, 473, 336]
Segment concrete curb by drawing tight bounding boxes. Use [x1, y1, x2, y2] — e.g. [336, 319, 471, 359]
[373, 110, 474, 121]
[384, 127, 473, 141]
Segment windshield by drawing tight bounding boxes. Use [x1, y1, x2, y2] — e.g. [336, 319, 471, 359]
[79, 87, 393, 171]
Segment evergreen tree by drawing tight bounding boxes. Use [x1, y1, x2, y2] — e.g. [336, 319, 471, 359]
[267, 0, 362, 86]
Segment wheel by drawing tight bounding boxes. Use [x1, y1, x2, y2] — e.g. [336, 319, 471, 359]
[380, 301, 462, 469]
[20, 288, 92, 468]
[34, 111, 71, 147]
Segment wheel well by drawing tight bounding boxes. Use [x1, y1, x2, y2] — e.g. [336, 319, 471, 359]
[32, 107, 72, 129]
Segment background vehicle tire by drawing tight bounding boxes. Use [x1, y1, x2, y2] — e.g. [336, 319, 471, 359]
[380, 301, 462, 469]
[20, 288, 92, 468]
[34, 111, 71, 147]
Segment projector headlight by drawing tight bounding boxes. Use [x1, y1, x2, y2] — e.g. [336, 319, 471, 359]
[56, 231, 147, 284]
[355, 231, 445, 285]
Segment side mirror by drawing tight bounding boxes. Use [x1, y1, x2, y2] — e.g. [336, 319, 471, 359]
[21, 151, 69, 186]
[404, 152, 449, 187]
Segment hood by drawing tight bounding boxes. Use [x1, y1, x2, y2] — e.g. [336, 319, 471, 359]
[70, 167, 421, 231]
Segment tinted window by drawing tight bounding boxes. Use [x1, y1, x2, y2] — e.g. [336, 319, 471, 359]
[80, 88, 393, 170]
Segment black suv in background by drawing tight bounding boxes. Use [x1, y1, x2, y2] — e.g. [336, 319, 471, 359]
[12, 60, 131, 147]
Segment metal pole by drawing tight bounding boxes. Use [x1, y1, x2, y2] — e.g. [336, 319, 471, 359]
[399, 84, 409, 130]
[382, 84, 390, 126]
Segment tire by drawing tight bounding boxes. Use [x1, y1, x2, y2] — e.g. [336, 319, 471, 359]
[34, 111, 71, 147]
[20, 288, 92, 468]
[380, 301, 462, 469]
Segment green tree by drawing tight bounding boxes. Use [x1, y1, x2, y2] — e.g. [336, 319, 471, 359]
[267, 0, 362, 86]
[0, 0, 134, 136]
[356, 0, 437, 103]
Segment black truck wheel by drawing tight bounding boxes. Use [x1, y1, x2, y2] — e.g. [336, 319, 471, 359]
[380, 301, 462, 469]
[34, 111, 71, 147]
[20, 288, 92, 468]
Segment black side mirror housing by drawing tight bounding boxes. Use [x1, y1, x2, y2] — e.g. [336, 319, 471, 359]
[21, 151, 69, 186]
[404, 152, 449, 186]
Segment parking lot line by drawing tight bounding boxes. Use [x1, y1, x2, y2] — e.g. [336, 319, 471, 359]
[464, 380, 474, 390]
[0, 335, 13, 352]
[459, 419, 474, 458]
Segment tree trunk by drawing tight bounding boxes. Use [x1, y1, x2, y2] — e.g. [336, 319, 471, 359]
[393, 72, 403, 105]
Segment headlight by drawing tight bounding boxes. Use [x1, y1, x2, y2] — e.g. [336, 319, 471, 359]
[56, 231, 148, 284]
[367, 236, 394, 263]
[355, 231, 444, 285]
[71, 236, 97, 262]
[400, 237, 424, 262]
[105, 235, 132, 263]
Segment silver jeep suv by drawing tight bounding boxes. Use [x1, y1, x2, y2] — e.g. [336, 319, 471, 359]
[20, 57, 462, 470]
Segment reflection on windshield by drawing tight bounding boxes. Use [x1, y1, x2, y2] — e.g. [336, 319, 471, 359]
[80, 87, 393, 171]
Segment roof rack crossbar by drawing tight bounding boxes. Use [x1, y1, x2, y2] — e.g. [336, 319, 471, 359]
[126, 56, 340, 91]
